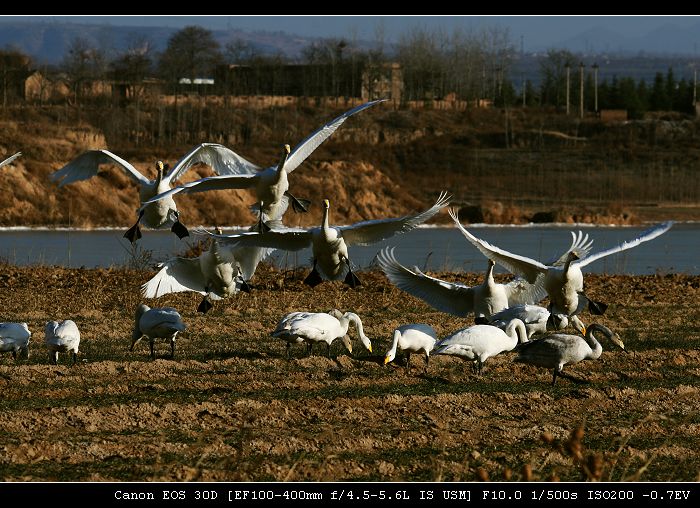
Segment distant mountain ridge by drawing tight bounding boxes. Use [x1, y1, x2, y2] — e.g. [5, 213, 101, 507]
[0, 20, 332, 65]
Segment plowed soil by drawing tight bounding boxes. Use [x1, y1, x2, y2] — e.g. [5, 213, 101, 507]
[0, 263, 698, 482]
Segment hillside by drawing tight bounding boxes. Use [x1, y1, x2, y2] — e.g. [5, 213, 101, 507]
[1, 103, 699, 230]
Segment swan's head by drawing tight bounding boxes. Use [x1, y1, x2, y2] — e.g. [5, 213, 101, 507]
[487, 258, 495, 267]
[323, 199, 330, 209]
[384, 349, 395, 365]
[568, 251, 580, 261]
[326, 309, 343, 319]
[284, 144, 291, 155]
[589, 323, 626, 352]
[156, 160, 164, 172]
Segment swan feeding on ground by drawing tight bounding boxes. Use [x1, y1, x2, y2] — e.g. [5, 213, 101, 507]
[44, 320, 80, 365]
[271, 309, 343, 358]
[139, 99, 386, 227]
[130, 304, 186, 359]
[432, 318, 528, 375]
[271, 311, 372, 358]
[449, 209, 673, 327]
[0, 322, 31, 360]
[514, 323, 626, 385]
[49, 142, 242, 242]
[197, 192, 451, 288]
[384, 323, 437, 373]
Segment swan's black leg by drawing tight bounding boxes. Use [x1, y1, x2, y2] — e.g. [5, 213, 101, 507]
[285, 191, 311, 213]
[124, 210, 144, 243]
[304, 260, 324, 287]
[171, 211, 190, 239]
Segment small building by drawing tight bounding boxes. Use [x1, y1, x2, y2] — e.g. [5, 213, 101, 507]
[599, 109, 628, 123]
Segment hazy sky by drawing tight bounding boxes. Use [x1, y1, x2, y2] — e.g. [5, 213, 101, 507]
[4, 15, 700, 51]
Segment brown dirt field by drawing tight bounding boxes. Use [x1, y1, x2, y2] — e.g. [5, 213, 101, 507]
[0, 263, 698, 482]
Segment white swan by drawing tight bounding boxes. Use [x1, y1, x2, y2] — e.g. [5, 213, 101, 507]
[488, 304, 585, 338]
[49, 142, 241, 242]
[271, 309, 343, 358]
[384, 323, 437, 373]
[44, 320, 81, 365]
[449, 209, 673, 324]
[139, 99, 386, 226]
[272, 311, 372, 357]
[432, 318, 528, 375]
[377, 247, 547, 323]
[514, 323, 626, 385]
[130, 304, 186, 359]
[197, 192, 451, 288]
[0, 151, 21, 169]
[0, 322, 31, 360]
[141, 228, 250, 314]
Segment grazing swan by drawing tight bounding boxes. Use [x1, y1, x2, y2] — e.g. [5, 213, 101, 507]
[271, 309, 343, 358]
[139, 99, 385, 225]
[44, 320, 80, 365]
[488, 304, 586, 338]
[130, 304, 186, 360]
[449, 209, 673, 323]
[198, 192, 451, 288]
[384, 323, 437, 373]
[272, 311, 372, 357]
[433, 319, 528, 375]
[49, 142, 240, 242]
[0, 151, 21, 169]
[142, 228, 250, 314]
[514, 323, 626, 385]
[0, 322, 31, 360]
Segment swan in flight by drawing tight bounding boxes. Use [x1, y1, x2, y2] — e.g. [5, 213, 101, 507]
[449, 209, 673, 324]
[433, 318, 528, 375]
[376, 230, 593, 324]
[49, 142, 242, 242]
[384, 323, 437, 373]
[0, 322, 31, 360]
[130, 304, 187, 359]
[377, 247, 547, 323]
[271, 309, 343, 358]
[140, 99, 386, 227]
[271, 311, 372, 358]
[514, 323, 626, 385]
[197, 192, 451, 288]
[142, 228, 250, 314]
[488, 304, 585, 339]
[44, 320, 80, 365]
[0, 151, 21, 169]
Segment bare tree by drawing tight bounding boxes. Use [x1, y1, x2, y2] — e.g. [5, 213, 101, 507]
[158, 25, 222, 93]
[62, 37, 108, 106]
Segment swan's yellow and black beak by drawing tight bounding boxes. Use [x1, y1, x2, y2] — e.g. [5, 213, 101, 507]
[323, 199, 330, 208]
[156, 160, 164, 171]
[383, 355, 391, 365]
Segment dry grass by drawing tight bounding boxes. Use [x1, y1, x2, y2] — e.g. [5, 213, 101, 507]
[0, 263, 698, 481]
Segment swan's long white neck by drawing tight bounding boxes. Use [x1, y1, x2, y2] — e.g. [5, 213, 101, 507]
[584, 324, 606, 359]
[387, 329, 401, 356]
[322, 202, 330, 231]
[505, 319, 528, 345]
[341, 312, 368, 342]
[133, 304, 150, 341]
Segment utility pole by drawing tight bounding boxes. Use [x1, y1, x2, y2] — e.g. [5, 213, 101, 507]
[579, 62, 585, 119]
[565, 63, 571, 115]
[593, 62, 599, 114]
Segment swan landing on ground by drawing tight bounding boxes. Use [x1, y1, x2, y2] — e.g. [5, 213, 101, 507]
[197, 192, 451, 289]
[49, 143, 241, 242]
